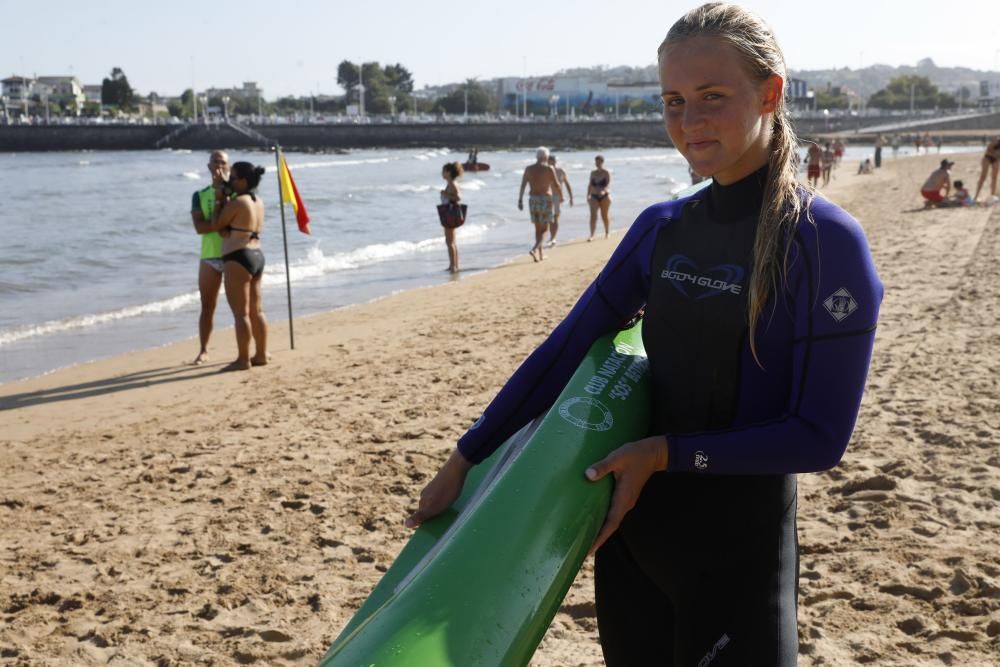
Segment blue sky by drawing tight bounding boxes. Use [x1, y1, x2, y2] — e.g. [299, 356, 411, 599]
[4, 0, 998, 97]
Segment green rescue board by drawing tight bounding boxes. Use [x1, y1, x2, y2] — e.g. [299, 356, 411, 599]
[319, 323, 650, 666]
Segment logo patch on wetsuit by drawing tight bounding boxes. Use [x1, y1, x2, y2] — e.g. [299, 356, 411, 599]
[694, 451, 709, 471]
[823, 287, 858, 322]
[697, 633, 731, 667]
[557, 397, 614, 432]
[661, 255, 745, 299]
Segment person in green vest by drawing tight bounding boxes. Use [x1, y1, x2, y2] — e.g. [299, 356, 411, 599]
[190, 150, 230, 365]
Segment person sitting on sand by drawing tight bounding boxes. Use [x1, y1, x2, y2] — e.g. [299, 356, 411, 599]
[858, 158, 873, 175]
[517, 147, 563, 262]
[946, 180, 972, 207]
[205, 161, 269, 371]
[920, 159, 954, 208]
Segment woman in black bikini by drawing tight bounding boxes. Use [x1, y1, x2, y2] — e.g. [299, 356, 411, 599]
[587, 154, 612, 240]
[973, 137, 1000, 203]
[207, 161, 269, 371]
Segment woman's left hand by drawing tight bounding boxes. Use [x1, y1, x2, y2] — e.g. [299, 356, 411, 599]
[585, 435, 669, 556]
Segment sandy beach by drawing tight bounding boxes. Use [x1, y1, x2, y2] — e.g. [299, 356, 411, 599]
[2, 151, 998, 666]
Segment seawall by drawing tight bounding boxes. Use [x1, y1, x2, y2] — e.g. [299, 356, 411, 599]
[0, 121, 673, 153]
[1, 116, 995, 153]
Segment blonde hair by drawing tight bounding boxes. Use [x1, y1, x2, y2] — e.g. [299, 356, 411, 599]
[659, 2, 811, 365]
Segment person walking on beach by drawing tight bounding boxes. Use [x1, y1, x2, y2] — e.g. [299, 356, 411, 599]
[586, 155, 612, 240]
[439, 161, 464, 273]
[517, 147, 563, 262]
[821, 141, 835, 186]
[874, 133, 884, 168]
[805, 141, 822, 187]
[190, 150, 230, 365]
[920, 159, 954, 208]
[973, 137, 1000, 203]
[205, 161, 269, 371]
[407, 4, 882, 665]
[833, 138, 845, 165]
[547, 154, 573, 247]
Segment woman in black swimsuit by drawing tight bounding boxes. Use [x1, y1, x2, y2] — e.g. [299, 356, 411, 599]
[587, 154, 612, 240]
[208, 161, 269, 371]
[973, 138, 1000, 202]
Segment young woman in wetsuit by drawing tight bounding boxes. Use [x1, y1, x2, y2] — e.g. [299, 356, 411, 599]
[973, 137, 1000, 202]
[406, 4, 882, 665]
[207, 160, 269, 372]
[586, 154, 612, 240]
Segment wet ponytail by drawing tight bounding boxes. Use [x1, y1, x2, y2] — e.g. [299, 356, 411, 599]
[660, 2, 812, 366]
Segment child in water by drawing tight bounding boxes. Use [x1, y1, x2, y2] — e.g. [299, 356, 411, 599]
[408, 4, 882, 665]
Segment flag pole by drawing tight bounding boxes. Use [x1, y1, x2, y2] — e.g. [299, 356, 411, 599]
[274, 145, 296, 350]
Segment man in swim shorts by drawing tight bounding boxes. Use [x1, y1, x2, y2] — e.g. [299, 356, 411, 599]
[190, 149, 230, 365]
[805, 142, 822, 187]
[518, 147, 563, 262]
[920, 159, 953, 207]
[547, 154, 573, 247]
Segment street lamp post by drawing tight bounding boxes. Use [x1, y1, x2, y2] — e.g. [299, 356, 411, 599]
[222, 95, 230, 120]
[358, 63, 365, 118]
[388, 95, 396, 118]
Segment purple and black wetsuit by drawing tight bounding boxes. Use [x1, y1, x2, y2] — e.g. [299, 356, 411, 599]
[457, 167, 883, 665]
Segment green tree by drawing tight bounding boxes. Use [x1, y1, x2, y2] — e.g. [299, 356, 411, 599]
[383, 63, 414, 94]
[434, 79, 496, 114]
[868, 75, 955, 110]
[814, 88, 849, 110]
[101, 67, 134, 110]
[337, 60, 416, 114]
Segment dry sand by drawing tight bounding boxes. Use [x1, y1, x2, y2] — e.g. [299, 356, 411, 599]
[1, 152, 998, 666]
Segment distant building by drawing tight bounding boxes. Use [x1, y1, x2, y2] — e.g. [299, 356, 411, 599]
[785, 77, 814, 111]
[497, 76, 661, 115]
[204, 81, 263, 101]
[1, 75, 34, 100]
[978, 80, 996, 109]
[35, 76, 85, 112]
[83, 85, 102, 104]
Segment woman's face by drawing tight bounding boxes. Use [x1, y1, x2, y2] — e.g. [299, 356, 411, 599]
[659, 36, 781, 185]
[595, 157, 604, 169]
[229, 171, 246, 192]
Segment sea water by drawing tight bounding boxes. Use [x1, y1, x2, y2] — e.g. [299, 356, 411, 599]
[0, 143, 979, 384]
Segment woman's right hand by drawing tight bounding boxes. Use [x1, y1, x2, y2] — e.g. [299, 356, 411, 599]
[211, 166, 227, 188]
[405, 449, 472, 529]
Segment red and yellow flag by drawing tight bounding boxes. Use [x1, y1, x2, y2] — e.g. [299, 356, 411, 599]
[278, 154, 311, 234]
